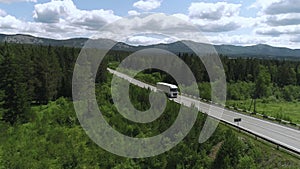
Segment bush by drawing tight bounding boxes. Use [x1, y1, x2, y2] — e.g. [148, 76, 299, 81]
[261, 96, 278, 103]
[227, 82, 254, 100]
[198, 82, 211, 100]
[56, 97, 68, 107]
[280, 85, 300, 101]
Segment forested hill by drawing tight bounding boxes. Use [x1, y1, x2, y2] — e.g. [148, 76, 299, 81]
[1, 34, 300, 60]
[0, 34, 87, 48]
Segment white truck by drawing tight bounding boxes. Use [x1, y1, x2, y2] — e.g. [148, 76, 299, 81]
[156, 82, 179, 98]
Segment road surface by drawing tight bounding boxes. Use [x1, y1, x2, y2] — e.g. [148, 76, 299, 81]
[108, 68, 300, 154]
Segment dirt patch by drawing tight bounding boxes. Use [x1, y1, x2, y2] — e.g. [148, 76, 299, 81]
[209, 141, 224, 160]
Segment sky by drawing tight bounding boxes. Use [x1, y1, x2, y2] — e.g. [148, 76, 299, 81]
[0, 0, 299, 48]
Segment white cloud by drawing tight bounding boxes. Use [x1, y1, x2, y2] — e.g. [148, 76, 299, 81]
[104, 13, 197, 35]
[173, 12, 255, 33]
[183, 2, 252, 32]
[125, 35, 175, 46]
[263, 0, 300, 15]
[190, 15, 257, 32]
[0, 15, 23, 29]
[0, 0, 121, 39]
[255, 28, 282, 36]
[252, 0, 300, 15]
[207, 34, 266, 45]
[191, 19, 240, 32]
[0, 13, 46, 37]
[264, 13, 300, 26]
[33, 0, 75, 23]
[291, 36, 300, 43]
[70, 9, 121, 30]
[33, 0, 121, 29]
[0, 0, 298, 48]
[250, 0, 280, 10]
[133, 0, 162, 11]
[252, 0, 300, 40]
[0, 0, 36, 3]
[256, 25, 300, 36]
[128, 10, 140, 16]
[172, 13, 189, 21]
[91, 13, 212, 44]
[188, 2, 241, 20]
[206, 33, 300, 49]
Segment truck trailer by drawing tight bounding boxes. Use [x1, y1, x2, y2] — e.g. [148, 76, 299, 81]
[156, 82, 178, 98]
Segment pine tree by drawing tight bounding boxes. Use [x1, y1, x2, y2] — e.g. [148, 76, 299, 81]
[33, 45, 61, 104]
[57, 47, 77, 98]
[254, 65, 271, 98]
[278, 64, 297, 86]
[0, 44, 31, 124]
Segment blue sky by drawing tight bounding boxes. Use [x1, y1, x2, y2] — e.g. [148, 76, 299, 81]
[0, 0, 299, 48]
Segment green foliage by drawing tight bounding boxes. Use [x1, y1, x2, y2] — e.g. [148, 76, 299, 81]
[129, 84, 151, 111]
[0, 87, 299, 168]
[237, 156, 256, 169]
[135, 70, 164, 85]
[278, 64, 297, 86]
[198, 82, 211, 100]
[0, 43, 80, 124]
[56, 46, 78, 98]
[254, 66, 271, 98]
[227, 82, 254, 100]
[33, 45, 62, 104]
[1, 43, 300, 168]
[227, 99, 300, 123]
[0, 44, 32, 124]
[213, 130, 243, 169]
[282, 85, 300, 101]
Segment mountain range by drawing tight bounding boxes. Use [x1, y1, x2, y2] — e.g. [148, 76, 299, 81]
[1, 34, 300, 60]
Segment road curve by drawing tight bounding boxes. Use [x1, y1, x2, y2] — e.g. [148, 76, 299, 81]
[108, 68, 300, 154]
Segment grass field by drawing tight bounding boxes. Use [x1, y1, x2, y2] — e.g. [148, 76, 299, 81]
[226, 99, 300, 124]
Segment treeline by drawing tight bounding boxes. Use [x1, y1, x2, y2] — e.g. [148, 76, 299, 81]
[177, 53, 300, 86]
[1, 42, 300, 124]
[0, 43, 80, 124]
[134, 53, 300, 101]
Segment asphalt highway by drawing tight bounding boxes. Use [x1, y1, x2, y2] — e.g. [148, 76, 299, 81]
[108, 68, 300, 154]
